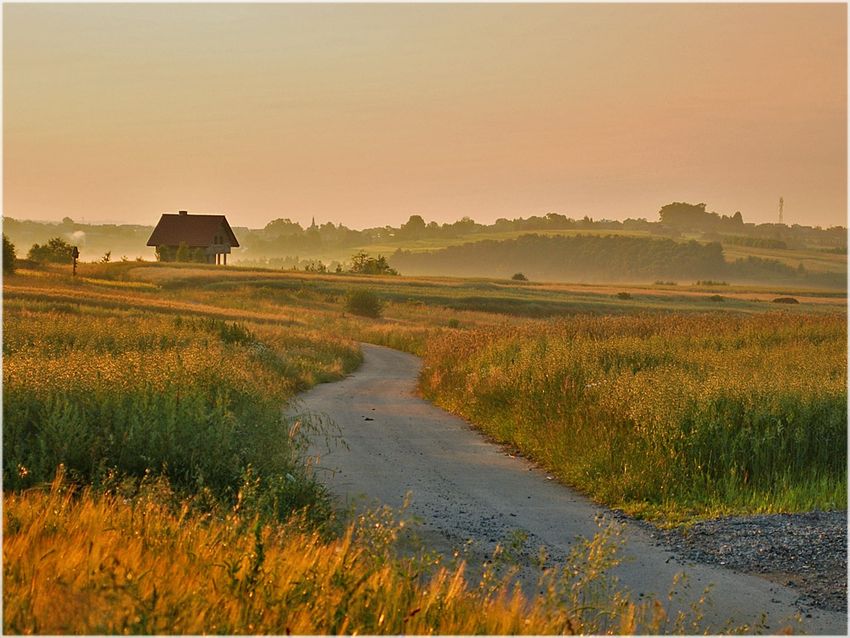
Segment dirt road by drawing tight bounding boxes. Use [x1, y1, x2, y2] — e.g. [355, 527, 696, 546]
[300, 344, 846, 634]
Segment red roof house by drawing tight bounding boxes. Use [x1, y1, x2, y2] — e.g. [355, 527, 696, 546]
[147, 211, 239, 264]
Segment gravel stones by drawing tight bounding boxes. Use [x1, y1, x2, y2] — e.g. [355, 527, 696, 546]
[641, 511, 847, 613]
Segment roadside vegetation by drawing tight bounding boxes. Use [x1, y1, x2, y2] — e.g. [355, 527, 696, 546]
[3, 261, 844, 632]
[419, 314, 847, 522]
[4, 264, 690, 634]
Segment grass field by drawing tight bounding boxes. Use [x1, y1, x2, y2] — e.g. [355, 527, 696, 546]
[419, 314, 847, 523]
[3, 260, 845, 632]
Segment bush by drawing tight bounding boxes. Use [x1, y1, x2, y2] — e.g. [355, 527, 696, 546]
[3, 234, 17, 274]
[28, 237, 74, 264]
[773, 297, 800, 304]
[345, 289, 383, 318]
[511, 272, 528, 281]
[616, 292, 632, 300]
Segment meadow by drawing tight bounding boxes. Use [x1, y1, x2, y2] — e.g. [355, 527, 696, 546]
[3, 264, 685, 634]
[419, 314, 847, 522]
[3, 260, 845, 632]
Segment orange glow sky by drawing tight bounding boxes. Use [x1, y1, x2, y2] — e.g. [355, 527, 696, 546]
[4, 3, 847, 229]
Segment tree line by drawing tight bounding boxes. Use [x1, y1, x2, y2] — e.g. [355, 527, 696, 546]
[389, 234, 847, 288]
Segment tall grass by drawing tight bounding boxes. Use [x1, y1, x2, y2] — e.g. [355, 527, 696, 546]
[420, 313, 847, 521]
[3, 473, 727, 635]
[3, 302, 361, 516]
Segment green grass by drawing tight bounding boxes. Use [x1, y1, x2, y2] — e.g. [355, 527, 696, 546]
[418, 314, 847, 523]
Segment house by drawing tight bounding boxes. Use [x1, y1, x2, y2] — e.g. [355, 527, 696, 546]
[146, 211, 239, 264]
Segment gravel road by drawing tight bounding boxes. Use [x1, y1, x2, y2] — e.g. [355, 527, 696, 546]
[299, 343, 846, 634]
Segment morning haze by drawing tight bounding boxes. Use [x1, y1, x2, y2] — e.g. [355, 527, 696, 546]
[4, 3, 847, 228]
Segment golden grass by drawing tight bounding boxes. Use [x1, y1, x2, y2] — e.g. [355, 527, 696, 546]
[3, 474, 702, 635]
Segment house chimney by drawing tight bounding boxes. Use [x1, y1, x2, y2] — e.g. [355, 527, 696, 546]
[178, 210, 188, 216]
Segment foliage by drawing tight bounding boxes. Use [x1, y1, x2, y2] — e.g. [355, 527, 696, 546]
[27, 236, 74, 263]
[722, 235, 788, 250]
[419, 314, 847, 521]
[659, 202, 744, 231]
[349, 251, 398, 275]
[511, 272, 528, 281]
[345, 289, 383, 318]
[156, 243, 208, 263]
[2, 301, 361, 519]
[2, 476, 704, 635]
[3, 233, 17, 274]
[392, 234, 728, 282]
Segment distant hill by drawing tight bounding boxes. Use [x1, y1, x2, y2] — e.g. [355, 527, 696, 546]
[390, 234, 847, 288]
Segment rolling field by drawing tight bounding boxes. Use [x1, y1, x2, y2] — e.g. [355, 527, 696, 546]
[4, 263, 684, 634]
[3, 261, 846, 632]
[419, 314, 847, 522]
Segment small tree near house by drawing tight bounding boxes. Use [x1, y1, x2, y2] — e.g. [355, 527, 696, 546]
[3, 234, 17, 274]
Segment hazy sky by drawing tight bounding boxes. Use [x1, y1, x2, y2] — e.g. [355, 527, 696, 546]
[4, 3, 847, 229]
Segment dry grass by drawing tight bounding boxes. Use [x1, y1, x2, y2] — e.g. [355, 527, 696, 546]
[3, 474, 705, 635]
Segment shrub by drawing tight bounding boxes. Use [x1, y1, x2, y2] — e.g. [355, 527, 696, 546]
[511, 272, 528, 281]
[28, 237, 74, 264]
[3, 234, 16, 274]
[773, 297, 799, 304]
[345, 289, 383, 318]
[616, 292, 632, 300]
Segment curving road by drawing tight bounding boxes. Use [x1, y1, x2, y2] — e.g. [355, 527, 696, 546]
[299, 343, 846, 634]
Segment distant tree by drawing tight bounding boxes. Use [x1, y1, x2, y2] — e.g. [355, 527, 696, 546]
[400, 214, 427, 238]
[511, 272, 528, 281]
[61, 216, 74, 225]
[659, 202, 713, 229]
[100, 251, 111, 263]
[3, 234, 17, 274]
[28, 237, 74, 263]
[264, 218, 303, 237]
[349, 251, 399, 275]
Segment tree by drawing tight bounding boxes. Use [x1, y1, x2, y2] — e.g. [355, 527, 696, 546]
[100, 251, 111, 263]
[3, 234, 17, 274]
[658, 202, 712, 229]
[349, 251, 399, 275]
[28, 237, 74, 263]
[511, 272, 528, 281]
[400, 214, 427, 238]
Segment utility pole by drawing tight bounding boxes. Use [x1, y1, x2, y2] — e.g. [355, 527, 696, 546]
[778, 196, 784, 225]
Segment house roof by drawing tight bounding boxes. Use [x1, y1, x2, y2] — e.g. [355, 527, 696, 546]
[146, 213, 240, 248]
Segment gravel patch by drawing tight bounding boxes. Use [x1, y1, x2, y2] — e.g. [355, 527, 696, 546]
[618, 510, 848, 613]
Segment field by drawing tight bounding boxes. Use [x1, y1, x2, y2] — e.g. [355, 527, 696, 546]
[3, 260, 846, 632]
[420, 314, 846, 522]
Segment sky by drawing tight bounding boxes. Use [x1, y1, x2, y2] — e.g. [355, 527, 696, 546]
[3, 3, 847, 230]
